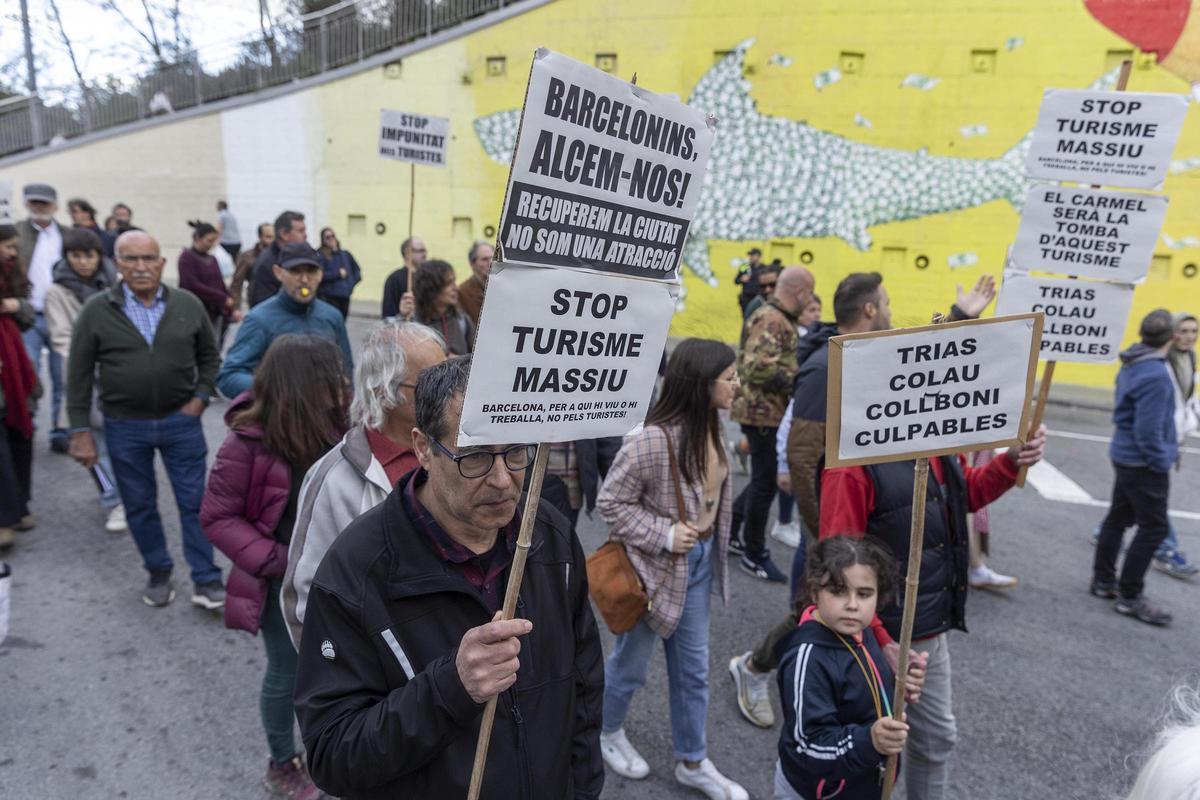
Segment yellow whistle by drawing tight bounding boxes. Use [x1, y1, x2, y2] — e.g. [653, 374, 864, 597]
[300, 287, 311, 297]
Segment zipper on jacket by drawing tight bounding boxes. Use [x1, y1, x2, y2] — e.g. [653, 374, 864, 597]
[507, 689, 533, 799]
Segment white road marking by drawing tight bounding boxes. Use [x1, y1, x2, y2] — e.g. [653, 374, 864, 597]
[1024, 457, 1200, 523]
[1048, 428, 1200, 456]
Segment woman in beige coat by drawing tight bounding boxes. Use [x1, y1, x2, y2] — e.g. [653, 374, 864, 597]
[43, 228, 125, 532]
[596, 338, 747, 800]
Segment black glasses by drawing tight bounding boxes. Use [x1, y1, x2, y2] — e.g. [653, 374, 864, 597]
[760, 283, 777, 292]
[428, 438, 536, 479]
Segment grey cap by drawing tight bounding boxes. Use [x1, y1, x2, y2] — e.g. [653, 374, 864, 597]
[23, 183, 57, 203]
[278, 242, 322, 270]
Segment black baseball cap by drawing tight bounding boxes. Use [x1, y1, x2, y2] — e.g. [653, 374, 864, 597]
[278, 242, 322, 270]
[747, 247, 763, 256]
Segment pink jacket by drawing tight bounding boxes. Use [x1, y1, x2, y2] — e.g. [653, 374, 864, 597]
[200, 393, 291, 634]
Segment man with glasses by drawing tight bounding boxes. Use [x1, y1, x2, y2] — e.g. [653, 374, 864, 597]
[740, 264, 780, 327]
[66, 230, 225, 609]
[282, 321, 448, 647]
[380, 236, 429, 320]
[294, 356, 604, 799]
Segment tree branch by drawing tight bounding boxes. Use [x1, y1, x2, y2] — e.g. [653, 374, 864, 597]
[46, 0, 92, 127]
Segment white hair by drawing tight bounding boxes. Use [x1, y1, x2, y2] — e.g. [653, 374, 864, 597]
[1125, 683, 1200, 800]
[350, 322, 446, 429]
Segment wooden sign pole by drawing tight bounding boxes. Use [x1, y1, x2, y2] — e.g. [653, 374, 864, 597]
[406, 162, 416, 302]
[880, 311, 947, 800]
[466, 443, 551, 800]
[1016, 59, 1132, 488]
[880, 456, 930, 799]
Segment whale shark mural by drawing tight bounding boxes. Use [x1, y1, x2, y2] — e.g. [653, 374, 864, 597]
[473, 40, 1120, 287]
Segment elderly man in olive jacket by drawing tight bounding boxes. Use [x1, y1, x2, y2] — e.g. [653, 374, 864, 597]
[67, 230, 224, 611]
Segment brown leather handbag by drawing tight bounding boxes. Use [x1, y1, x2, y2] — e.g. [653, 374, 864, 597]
[587, 431, 687, 635]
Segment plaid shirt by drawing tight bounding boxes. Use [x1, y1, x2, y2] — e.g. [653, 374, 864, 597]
[595, 423, 732, 638]
[120, 283, 166, 345]
[401, 469, 519, 615]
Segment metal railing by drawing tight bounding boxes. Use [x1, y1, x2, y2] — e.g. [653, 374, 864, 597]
[0, 0, 507, 159]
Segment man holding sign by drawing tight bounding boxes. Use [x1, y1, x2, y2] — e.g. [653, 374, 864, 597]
[293, 357, 604, 799]
[819, 315, 1047, 800]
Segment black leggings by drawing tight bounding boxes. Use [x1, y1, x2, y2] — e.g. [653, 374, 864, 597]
[0, 423, 32, 527]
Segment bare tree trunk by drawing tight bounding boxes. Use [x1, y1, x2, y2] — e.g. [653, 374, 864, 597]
[99, 0, 164, 61]
[47, 0, 92, 130]
[258, 0, 279, 68]
[139, 0, 164, 59]
[170, 0, 183, 59]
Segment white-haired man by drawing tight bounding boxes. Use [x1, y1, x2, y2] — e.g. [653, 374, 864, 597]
[282, 321, 447, 646]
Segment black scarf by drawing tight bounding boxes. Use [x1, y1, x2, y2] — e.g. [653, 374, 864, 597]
[52, 257, 117, 304]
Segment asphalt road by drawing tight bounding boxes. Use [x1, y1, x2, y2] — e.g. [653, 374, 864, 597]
[2, 315, 1198, 800]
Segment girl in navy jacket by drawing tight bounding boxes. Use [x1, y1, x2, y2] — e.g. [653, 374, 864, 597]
[775, 537, 922, 800]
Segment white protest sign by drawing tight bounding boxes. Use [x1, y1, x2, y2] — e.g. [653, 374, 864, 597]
[995, 272, 1134, 364]
[1010, 184, 1167, 282]
[825, 314, 1042, 467]
[497, 48, 716, 281]
[457, 263, 675, 446]
[378, 109, 449, 166]
[0, 180, 13, 224]
[1025, 89, 1188, 189]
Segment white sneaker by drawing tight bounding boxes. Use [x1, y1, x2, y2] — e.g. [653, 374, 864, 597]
[105, 504, 127, 533]
[674, 758, 748, 800]
[600, 728, 650, 779]
[770, 520, 801, 549]
[729, 651, 775, 728]
[969, 564, 1017, 590]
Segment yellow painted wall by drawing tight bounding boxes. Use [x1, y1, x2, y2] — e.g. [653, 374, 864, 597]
[7, 0, 1199, 387]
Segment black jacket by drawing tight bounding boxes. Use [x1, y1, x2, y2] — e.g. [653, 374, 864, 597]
[380, 267, 410, 319]
[293, 470, 605, 799]
[248, 242, 283, 308]
[776, 616, 895, 800]
[576, 437, 621, 513]
[792, 323, 837, 423]
[865, 457, 970, 640]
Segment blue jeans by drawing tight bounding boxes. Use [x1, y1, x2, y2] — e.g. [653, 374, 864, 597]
[104, 412, 220, 584]
[602, 538, 714, 762]
[260, 580, 300, 763]
[1157, 524, 1182, 559]
[22, 312, 64, 432]
[777, 490, 794, 525]
[92, 426, 122, 509]
[790, 525, 807, 604]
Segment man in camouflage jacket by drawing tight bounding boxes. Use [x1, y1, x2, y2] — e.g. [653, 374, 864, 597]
[731, 266, 814, 581]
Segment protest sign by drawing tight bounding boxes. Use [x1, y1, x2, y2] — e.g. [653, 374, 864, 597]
[1009, 184, 1167, 282]
[496, 48, 716, 281]
[1024, 89, 1188, 189]
[457, 263, 676, 447]
[995, 272, 1133, 363]
[825, 314, 1042, 468]
[378, 109, 449, 166]
[0, 180, 13, 224]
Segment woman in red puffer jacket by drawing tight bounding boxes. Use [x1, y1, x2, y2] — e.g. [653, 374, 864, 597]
[201, 334, 347, 800]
